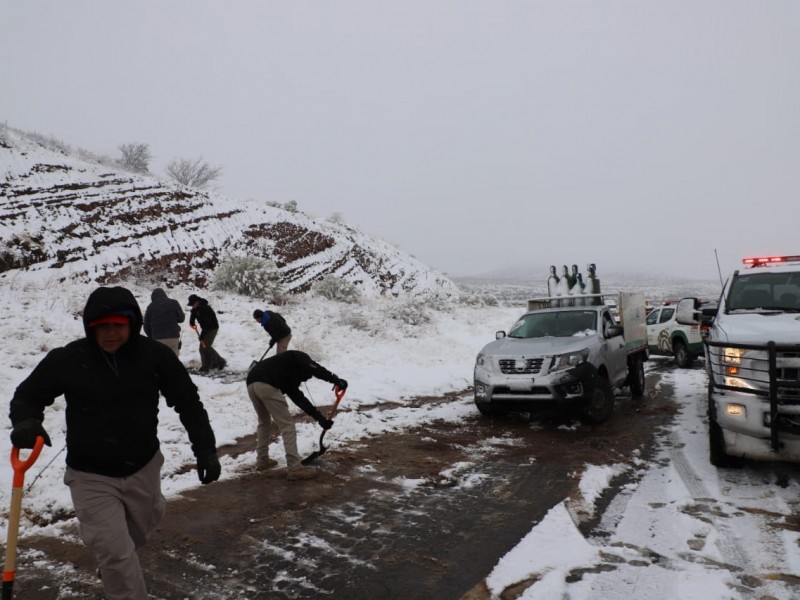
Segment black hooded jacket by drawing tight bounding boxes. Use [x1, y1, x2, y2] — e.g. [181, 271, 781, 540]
[143, 288, 185, 339]
[10, 286, 217, 477]
[246, 350, 338, 418]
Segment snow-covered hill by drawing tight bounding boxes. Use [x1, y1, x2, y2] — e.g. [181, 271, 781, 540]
[0, 124, 458, 297]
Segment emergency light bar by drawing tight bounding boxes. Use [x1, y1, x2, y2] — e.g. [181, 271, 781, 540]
[742, 255, 800, 266]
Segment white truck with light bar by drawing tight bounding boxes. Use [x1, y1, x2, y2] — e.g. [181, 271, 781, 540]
[677, 254, 800, 466]
[474, 264, 649, 423]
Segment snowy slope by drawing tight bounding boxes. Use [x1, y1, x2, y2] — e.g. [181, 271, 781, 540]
[0, 124, 458, 297]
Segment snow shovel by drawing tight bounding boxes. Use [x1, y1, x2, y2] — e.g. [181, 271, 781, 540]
[302, 386, 346, 465]
[3, 436, 46, 600]
[249, 341, 274, 371]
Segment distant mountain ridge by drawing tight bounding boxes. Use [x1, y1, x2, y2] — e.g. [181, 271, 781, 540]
[0, 125, 458, 297]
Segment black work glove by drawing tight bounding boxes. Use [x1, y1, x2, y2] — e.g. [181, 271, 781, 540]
[332, 378, 348, 391]
[316, 414, 334, 430]
[197, 452, 221, 484]
[10, 419, 52, 449]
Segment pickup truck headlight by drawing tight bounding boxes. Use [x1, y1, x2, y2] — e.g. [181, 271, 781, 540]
[551, 351, 587, 372]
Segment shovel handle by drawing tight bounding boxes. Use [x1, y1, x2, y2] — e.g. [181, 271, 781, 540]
[10, 437, 45, 488]
[4, 436, 45, 597]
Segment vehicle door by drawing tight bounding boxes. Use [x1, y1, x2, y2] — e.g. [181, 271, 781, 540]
[602, 309, 627, 385]
[646, 308, 661, 348]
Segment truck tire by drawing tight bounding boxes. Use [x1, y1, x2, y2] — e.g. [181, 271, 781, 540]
[628, 356, 646, 398]
[708, 390, 743, 468]
[673, 339, 695, 368]
[584, 376, 614, 424]
[475, 402, 497, 418]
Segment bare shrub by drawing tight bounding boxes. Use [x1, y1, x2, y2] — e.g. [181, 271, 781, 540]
[166, 157, 223, 188]
[118, 143, 152, 174]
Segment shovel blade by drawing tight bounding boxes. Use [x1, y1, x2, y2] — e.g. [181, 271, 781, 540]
[301, 447, 327, 465]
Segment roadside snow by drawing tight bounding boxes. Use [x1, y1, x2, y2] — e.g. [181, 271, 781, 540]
[1, 275, 799, 599]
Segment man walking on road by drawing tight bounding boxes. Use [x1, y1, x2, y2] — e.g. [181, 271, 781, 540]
[143, 287, 185, 356]
[253, 308, 292, 354]
[9, 286, 221, 600]
[246, 350, 347, 480]
[188, 293, 226, 372]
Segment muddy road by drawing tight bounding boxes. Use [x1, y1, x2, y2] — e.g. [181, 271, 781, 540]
[13, 366, 678, 599]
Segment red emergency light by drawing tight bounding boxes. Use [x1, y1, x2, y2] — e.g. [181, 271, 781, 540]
[742, 255, 800, 266]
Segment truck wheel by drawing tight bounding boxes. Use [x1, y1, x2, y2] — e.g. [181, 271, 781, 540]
[475, 402, 497, 417]
[708, 392, 743, 468]
[584, 377, 614, 424]
[628, 357, 646, 398]
[673, 340, 695, 368]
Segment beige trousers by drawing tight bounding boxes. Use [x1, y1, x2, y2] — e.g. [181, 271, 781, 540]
[155, 337, 180, 356]
[64, 451, 166, 600]
[247, 381, 302, 468]
[275, 334, 292, 354]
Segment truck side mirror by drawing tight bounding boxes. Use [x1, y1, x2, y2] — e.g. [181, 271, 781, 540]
[675, 297, 710, 325]
[606, 324, 624, 338]
[496, 331, 506, 340]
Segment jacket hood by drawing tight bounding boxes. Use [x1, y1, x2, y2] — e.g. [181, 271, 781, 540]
[151, 288, 168, 301]
[83, 287, 143, 339]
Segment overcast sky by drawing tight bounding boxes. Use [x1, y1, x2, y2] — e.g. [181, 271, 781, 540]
[2, 2, 799, 280]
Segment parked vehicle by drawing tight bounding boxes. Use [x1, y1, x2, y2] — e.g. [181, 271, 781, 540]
[646, 303, 705, 367]
[677, 254, 800, 466]
[474, 267, 649, 423]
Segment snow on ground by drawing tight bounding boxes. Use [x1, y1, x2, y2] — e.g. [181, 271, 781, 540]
[2, 274, 799, 599]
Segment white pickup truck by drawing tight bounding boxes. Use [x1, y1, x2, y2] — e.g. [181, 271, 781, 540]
[646, 303, 706, 367]
[474, 290, 649, 423]
[677, 254, 800, 466]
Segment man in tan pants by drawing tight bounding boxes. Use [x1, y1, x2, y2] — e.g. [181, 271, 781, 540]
[246, 350, 347, 481]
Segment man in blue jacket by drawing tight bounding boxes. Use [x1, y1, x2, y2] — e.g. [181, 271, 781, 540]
[10, 286, 220, 600]
[253, 308, 292, 354]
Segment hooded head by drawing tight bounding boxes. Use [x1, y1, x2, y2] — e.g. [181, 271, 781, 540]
[82, 287, 143, 341]
[188, 294, 202, 307]
[253, 309, 264, 321]
[151, 288, 168, 302]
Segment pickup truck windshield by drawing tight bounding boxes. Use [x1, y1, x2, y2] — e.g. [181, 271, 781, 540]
[728, 272, 800, 311]
[508, 311, 597, 339]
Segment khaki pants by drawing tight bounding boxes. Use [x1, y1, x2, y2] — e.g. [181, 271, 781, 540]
[275, 334, 292, 354]
[64, 451, 166, 600]
[247, 381, 302, 468]
[155, 337, 180, 356]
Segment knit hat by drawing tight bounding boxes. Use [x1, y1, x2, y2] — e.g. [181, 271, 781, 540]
[187, 294, 200, 306]
[253, 309, 263, 320]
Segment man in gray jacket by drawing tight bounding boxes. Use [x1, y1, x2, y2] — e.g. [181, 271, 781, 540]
[143, 288, 185, 356]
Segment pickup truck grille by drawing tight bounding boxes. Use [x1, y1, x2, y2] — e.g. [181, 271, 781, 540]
[707, 340, 800, 452]
[707, 344, 800, 403]
[499, 358, 545, 374]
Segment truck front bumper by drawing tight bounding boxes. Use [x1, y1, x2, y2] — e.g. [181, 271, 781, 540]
[474, 362, 599, 411]
[714, 391, 800, 460]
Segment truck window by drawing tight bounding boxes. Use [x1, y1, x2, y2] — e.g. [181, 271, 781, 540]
[659, 307, 675, 324]
[727, 272, 800, 310]
[646, 309, 660, 326]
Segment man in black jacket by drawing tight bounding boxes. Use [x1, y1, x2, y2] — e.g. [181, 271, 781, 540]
[253, 308, 292, 354]
[246, 350, 347, 480]
[143, 287, 185, 356]
[187, 293, 226, 372]
[10, 286, 220, 600]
